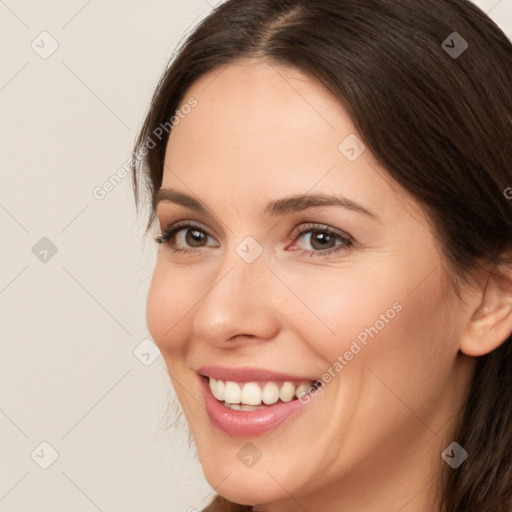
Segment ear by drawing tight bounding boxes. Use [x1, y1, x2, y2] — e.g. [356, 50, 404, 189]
[459, 262, 512, 357]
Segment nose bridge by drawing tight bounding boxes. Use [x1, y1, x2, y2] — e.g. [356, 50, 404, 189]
[214, 234, 270, 298]
[192, 238, 278, 344]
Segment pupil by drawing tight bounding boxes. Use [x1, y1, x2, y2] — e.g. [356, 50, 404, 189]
[187, 229, 204, 246]
[312, 231, 332, 249]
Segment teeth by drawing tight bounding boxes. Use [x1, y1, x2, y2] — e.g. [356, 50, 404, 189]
[224, 381, 241, 404]
[279, 381, 296, 403]
[262, 382, 280, 405]
[241, 382, 262, 405]
[295, 383, 310, 399]
[210, 377, 225, 401]
[208, 377, 315, 406]
[223, 403, 267, 411]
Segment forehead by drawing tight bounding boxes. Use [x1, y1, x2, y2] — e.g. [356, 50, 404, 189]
[162, 59, 422, 224]
[170, 58, 353, 151]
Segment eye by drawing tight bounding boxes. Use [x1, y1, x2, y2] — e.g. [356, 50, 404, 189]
[289, 223, 353, 257]
[155, 221, 219, 253]
[155, 220, 354, 258]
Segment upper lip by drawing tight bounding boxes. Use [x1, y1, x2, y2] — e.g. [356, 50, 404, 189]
[197, 365, 318, 383]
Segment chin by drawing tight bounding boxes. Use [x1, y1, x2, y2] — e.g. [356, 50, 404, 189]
[199, 454, 288, 506]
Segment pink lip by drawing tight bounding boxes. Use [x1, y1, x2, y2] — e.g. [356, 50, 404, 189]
[197, 365, 317, 383]
[198, 374, 317, 437]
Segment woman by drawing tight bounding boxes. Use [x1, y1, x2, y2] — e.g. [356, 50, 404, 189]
[130, 0, 512, 510]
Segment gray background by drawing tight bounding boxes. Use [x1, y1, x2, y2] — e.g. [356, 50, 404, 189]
[1, 1, 510, 511]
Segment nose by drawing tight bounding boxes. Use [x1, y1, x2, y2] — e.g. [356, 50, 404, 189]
[192, 246, 281, 348]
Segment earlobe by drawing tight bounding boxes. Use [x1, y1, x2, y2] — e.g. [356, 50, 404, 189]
[459, 266, 512, 357]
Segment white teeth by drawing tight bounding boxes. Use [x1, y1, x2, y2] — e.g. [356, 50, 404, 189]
[241, 382, 262, 405]
[209, 377, 225, 401]
[208, 377, 315, 406]
[223, 403, 267, 411]
[224, 381, 241, 404]
[261, 382, 280, 405]
[295, 383, 310, 399]
[279, 381, 296, 403]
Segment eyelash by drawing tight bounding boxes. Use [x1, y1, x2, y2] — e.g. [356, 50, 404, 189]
[154, 221, 353, 258]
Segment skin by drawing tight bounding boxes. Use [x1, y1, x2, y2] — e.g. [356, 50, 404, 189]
[146, 59, 511, 511]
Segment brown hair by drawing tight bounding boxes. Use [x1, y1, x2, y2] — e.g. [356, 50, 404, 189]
[131, 1, 512, 510]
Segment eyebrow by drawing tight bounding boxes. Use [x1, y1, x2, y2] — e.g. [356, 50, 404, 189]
[155, 188, 380, 221]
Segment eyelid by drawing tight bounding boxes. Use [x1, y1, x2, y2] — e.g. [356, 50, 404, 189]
[156, 207, 225, 240]
[288, 223, 352, 242]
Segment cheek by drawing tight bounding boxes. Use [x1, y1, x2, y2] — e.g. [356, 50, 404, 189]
[145, 260, 196, 355]
[333, 265, 457, 416]
[277, 265, 403, 360]
[279, 258, 453, 382]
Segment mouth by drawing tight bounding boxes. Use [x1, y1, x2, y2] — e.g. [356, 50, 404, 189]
[197, 367, 322, 437]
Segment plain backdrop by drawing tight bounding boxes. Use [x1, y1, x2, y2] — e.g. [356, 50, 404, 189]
[1, 1, 510, 511]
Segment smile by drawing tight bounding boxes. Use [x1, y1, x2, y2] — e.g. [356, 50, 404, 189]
[197, 366, 321, 437]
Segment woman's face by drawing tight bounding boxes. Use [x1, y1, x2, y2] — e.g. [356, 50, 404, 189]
[146, 60, 475, 509]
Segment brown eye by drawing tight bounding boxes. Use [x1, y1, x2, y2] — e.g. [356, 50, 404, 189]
[290, 223, 353, 257]
[308, 230, 337, 251]
[155, 222, 219, 252]
[184, 228, 207, 247]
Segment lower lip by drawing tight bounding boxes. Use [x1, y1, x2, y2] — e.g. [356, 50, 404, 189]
[199, 375, 311, 437]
